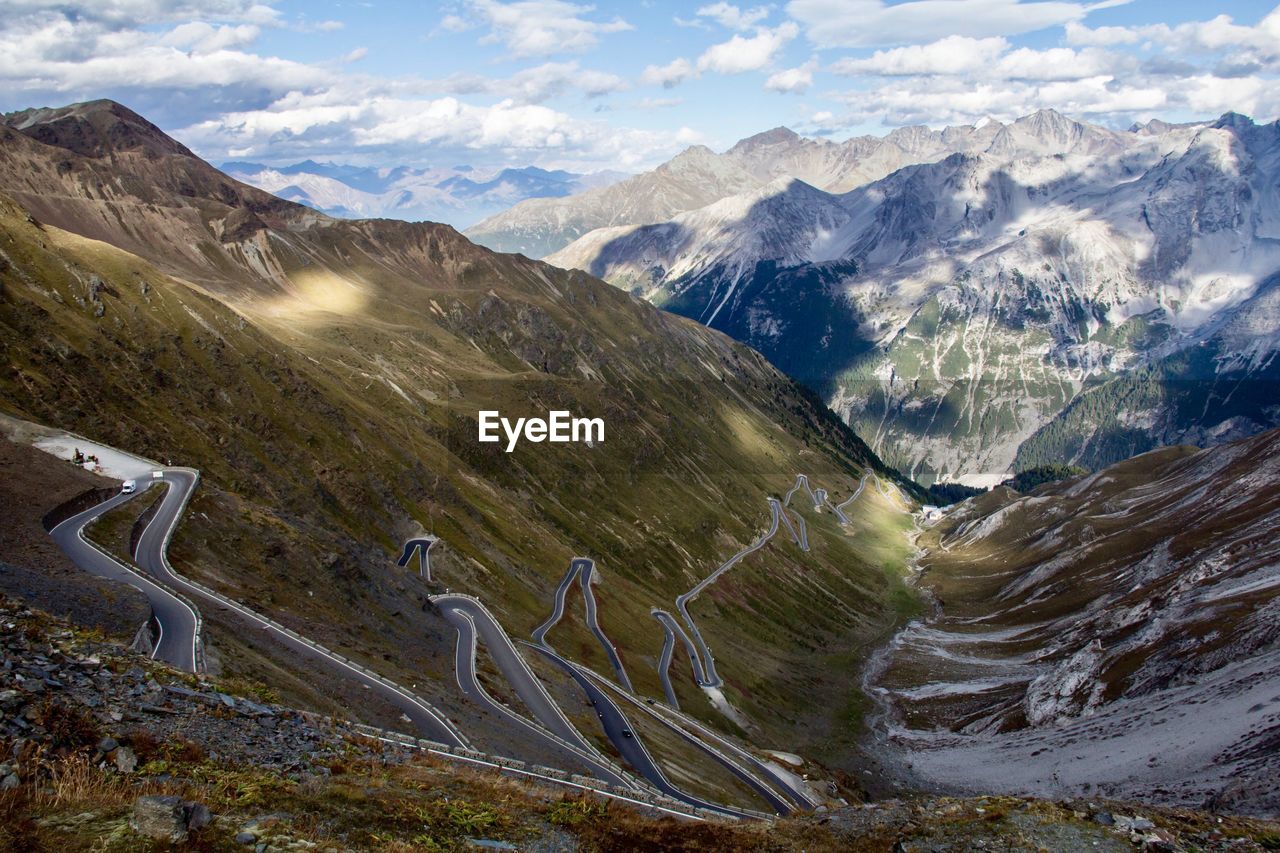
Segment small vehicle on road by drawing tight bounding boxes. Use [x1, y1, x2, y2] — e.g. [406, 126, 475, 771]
[121, 480, 137, 494]
[621, 729, 634, 738]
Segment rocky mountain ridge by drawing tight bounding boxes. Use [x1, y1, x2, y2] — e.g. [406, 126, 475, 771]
[548, 111, 1280, 485]
[465, 109, 1133, 259]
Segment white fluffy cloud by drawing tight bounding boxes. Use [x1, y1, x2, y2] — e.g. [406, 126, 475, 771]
[641, 58, 696, 89]
[831, 36, 1009, 77]
[832, 36, 1126, 82]
[2, 0, 282, 25]
[439, 62, 627, 103]
[1066, 9, 1280, 65]
[464, 0, 632, 58]
[0, 10, 329, 96]
[787, 0, 1109, 48]
[765, 60, 815, 93]
[696, 3, 771, 31]
[641, 21, 797, 91]
[697, 22, 798, 74]
[821, 7, 1280, 131]
[178, 88, 694, 170]
[159, 21, 261, 53]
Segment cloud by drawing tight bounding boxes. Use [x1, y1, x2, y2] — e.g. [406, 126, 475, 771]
[464, 0, 632, 58]
[641, 57, 695, 88]
[1062, 21, 1138, 46]
[787, 0, 1112, 48]
[0, 11, 330, 102]
[439, 14, 472, 33]
[1066, 10, 1280, 66]
[442, 61, 626, 103]
[634, 96, 684, 109]
[673, 16, 710, 30]
[832, 36, 1125, 82]
[697, 21, 798, 73]
[641, 21, 797, 91]
[177, 88, 692, 170]
[831, 76, 1168, 128]
[2, 0, 283, 26]
[696, 3, 771, 30]
[814, 7, 1280, 133]
[765, 59, 815, 93]
[831, 36, 1009, 76]
[159, 21, 261, 53]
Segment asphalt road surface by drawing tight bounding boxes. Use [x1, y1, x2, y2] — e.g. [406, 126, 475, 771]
[652, 608, 706, 706]
[529, 644, 771, 819]
[434, 593, 635, 789]
[49, 484, 200, 671]
[675, 497, 782, 688]
[54, 469, 468, 747]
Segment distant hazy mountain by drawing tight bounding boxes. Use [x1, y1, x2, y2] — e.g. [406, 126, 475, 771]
[222, 159, 628, 230]
[548, 110, 1280, 486]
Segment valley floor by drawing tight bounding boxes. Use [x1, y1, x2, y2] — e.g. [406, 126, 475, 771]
[865, 626, 1280, 816]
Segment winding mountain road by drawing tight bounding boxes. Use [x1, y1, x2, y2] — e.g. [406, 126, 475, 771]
[52, 442, 877, 819]
[434, 593, 637, 789]
[49, 485, 200, 671]
[675, 497, 783, 689]
[652, 609, 706, 707]
[397, 536, 439, 579]
[53, 468, 469, 748]
[578, 561, 634, 691]
[831, 475, 868, 522]
[585, 663, 817, 813]
[529, 643, 777, 819]
[531, 558, 634, 691]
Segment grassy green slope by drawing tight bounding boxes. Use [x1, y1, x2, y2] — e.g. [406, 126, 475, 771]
[0, 103, 920, 770]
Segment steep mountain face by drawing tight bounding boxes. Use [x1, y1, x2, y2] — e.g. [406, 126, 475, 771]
[549, 111, 1280, 485]
[223, 159, 626, 229]
[0, 100, 917, 765]
[466, 111, 1127, 259]
[865, 429, 1280, 817]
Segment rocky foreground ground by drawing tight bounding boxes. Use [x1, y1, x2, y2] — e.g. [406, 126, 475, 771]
[2, 595, 1279, 851]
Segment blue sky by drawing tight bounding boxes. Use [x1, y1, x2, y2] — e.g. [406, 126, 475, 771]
[1, 1, 1277, 172]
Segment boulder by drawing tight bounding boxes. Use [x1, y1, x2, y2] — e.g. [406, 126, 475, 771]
[112, 746, 137, 773]
[131, 795, 188, 843]
[129, 795, 212, 842]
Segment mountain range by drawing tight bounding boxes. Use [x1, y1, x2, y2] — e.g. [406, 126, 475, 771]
[539, 110, 1280, 486]
[464, 113, 1133, 260]
[223, 159, 627, 229]
[2, 97, 1279, 831]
